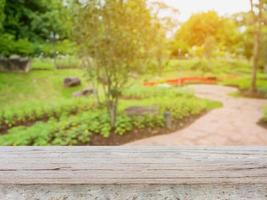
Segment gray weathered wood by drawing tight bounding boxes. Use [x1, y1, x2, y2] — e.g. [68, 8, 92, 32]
[0, 147, 267, 185]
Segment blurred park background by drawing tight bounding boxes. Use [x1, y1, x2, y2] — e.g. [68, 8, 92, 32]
[0, 0, 266, 146]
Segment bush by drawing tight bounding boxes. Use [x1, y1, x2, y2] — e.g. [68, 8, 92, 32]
[264, 107, 267, 123]
[55, 55, 81, 69]
[0, 34, 14, 56]
[35, 40, 77, 57]
[166, 58, 250, 73]
[0, 34, 34, 56]
[32, 56, 81, 70]
[0, 33, 77, 57]
[14, 39, 34, 56]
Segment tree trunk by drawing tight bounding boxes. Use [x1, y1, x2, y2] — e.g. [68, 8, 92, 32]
[108, 100, 117, 128]
[157, 56, 162, 76]
[250, 0, 263, 93]
[251, 30, 259, 93]
[94, 88, 101, 106]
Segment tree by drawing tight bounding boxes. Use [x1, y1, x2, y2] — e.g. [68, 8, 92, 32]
[0, 0, 73, 56]
[74, 0, 154, 127]
[249, 0, 266, 92]
[172, 11, 241, 57]
[149, 1, 179, 75]
[0, 0, 5, 30]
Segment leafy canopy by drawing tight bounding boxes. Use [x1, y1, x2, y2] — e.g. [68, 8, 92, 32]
[173, 11, 241, 56]
[74, 0, 155, 126]
[0, 0, 73, 56]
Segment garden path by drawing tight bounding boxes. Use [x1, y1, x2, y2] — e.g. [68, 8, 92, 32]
[127, 84, 267, 146]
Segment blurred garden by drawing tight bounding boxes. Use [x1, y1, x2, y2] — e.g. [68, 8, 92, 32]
[0, 0, 266, 146]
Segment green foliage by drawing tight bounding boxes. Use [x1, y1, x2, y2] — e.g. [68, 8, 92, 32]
[35, 40, 78, 57]
[0, 35, 76, 57]
[0, 0, 74, 56]
[55, 56, 81, 69]
[32, 55, 80, 70]
[0, 98, 94, 130]
[172, 11, 241, 57]
[222, 74, 267, 96]
[0, 86, 221, 146]
[0, 34, 33, 56]
[75, 0, 156, 127]
[122, 85, 193, 99]
[164, 58, 251, 77]
[264, 106, 267, 122]
[3, 0, 70, 41]
[0, 33, 13, 56]
[0, 0, 5, 30]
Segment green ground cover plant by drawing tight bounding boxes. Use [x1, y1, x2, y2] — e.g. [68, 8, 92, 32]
[0, 87, 221, 146]
[0, 98, 94, 130]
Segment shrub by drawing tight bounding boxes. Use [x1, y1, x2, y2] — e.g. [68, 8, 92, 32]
[32, 56, 81, 70]
[0, 34, 14, 56]
[165, 58, 250, 76]
[0, 33, 77, 57]
[55, 55, 81, 69]
[0, 34, 34, 56]
[14, 39, 34, 56]
[264, 107, 267, 123]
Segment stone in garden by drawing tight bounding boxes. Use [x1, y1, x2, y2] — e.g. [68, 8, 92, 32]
[125, 106, 159, 116]
[0, 56, 9, 71]
[0, 55, 31, 72]
[73, 88, 96, 97]
[9, 55, 31, 72]
[64, 77, 81, 87]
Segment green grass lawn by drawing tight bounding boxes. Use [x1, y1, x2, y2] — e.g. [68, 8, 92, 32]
[163, 58, 251, 77]
[0, 69, 85, 109]
[221, 74, 267, 97]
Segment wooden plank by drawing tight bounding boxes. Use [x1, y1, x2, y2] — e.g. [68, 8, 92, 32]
[0, 147, 267, 185]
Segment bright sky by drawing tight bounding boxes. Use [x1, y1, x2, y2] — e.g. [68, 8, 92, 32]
[161, 0, 251, 21]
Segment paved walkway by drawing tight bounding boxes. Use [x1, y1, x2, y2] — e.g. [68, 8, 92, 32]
[127, 85, 267, 146]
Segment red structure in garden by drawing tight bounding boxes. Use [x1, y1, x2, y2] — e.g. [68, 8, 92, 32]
[144, 77, 217, 87]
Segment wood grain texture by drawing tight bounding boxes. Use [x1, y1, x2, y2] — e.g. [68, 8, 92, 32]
[0, 147, 267, 185]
